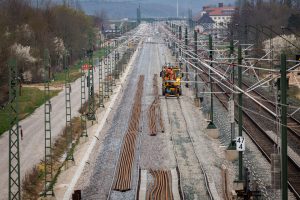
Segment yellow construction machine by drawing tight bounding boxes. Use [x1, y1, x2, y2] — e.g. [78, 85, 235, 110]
[160, 64, 182, 97]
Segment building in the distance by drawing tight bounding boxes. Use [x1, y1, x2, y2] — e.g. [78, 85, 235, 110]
[194, 3, 236, 35]
[203, 3, 236, 28]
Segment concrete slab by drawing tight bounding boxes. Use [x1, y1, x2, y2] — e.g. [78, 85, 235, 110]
[225, 149, 238, 161]
[171, 168, 181, 200]
[138, 170, 147, 200]
[206, 128, 220, 139]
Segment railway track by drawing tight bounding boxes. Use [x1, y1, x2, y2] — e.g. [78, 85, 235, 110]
[242, 80, 300, 140]
[113, 75, 144, 192]
[148, 74, 164, 136]
[197, 64, 300, 199]
[146, 170, 173, 200]
[165, 97, 214, 200]
[213, 65, 300, 156]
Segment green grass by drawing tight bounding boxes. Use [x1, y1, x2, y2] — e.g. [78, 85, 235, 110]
[53, 67, 81, 84]
[94, 48, 107, 58]
[0, 87, 60, 135]
[0, 47, 108, 135]
[52, 48, 107, 84]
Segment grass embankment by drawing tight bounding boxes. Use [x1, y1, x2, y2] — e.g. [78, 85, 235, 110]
[52, 48, 107, 84]
[22, 117, 82, 199]
[0, 48, 107, 136]
[0, 87, 60, 135]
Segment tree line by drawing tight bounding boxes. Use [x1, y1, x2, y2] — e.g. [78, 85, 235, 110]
[229, 0, 300, 61]
[0, 0, 104, 105]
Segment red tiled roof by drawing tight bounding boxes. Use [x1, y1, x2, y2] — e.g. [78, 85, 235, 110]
[204, 6, 236, 16]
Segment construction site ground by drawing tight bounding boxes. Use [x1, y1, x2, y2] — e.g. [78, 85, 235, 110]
[3, 23, 298, 200]
[55, 29, 238, 200]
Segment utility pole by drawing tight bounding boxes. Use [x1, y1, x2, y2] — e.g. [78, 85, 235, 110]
[188, 9, 193, 28]
[114, 50, 119, 79]
[99, 57, 104, 108]
[64, 53, 74, 161]
[104, 47, 109, 99]
[238, 45, 243, 180]
[194, 30, 198, 98]
[43, 49, 54, 196]
[176, 25, 179, 56]
[172, 24, 175, 35]
[229, 39, 235, 145]
[112, 50, 116, 86]
[185, 27, 189, 87]
[137, 4, 141, 24]
[87, 36, 96, 121]
[207, 35, 216, 129]
[179, 26, 182, 40]
[8, 58, 21, 200]
[280, 54, 288, 200]
[108, 51, 113, 93]
[80, 50, 88, 137]
[179, 26, 182, 69]
[194, 30, 197, 56]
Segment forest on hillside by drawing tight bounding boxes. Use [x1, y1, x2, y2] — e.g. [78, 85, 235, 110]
[0, 0, 104, 106]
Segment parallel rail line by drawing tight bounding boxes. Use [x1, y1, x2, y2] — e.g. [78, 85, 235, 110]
[215, 64, 300, 156]
[164, 23, 300, 198]
[242, 80, 300, 140]
[197, 65, 300, 199]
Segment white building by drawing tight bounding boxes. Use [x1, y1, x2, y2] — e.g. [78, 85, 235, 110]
[203, 3, 236, 29]
[193, 3, 236, 35]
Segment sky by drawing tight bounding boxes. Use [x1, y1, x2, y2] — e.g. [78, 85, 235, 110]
[73, 0, 235, 19]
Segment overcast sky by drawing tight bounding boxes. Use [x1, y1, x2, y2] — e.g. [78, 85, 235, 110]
[74, 0, 236, 18]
